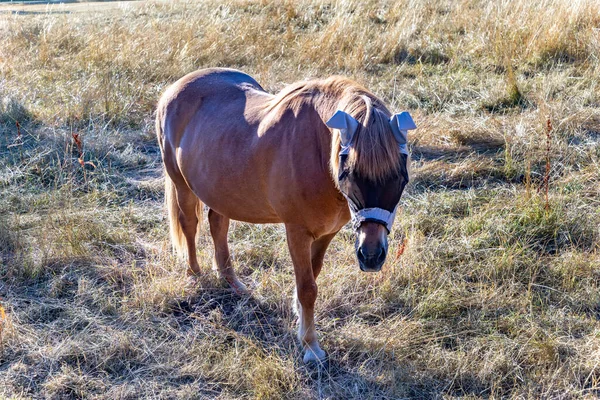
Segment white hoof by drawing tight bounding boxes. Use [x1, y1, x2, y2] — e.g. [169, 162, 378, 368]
[303, 345, 327, 364]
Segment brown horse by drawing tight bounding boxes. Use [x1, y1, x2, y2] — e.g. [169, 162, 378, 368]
[156, 68, 415, 364]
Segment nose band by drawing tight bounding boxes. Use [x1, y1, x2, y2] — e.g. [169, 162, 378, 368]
[350, 205, 398, 233]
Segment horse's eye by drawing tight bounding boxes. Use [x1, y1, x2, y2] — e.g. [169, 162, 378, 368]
[338, 169, 349, 181]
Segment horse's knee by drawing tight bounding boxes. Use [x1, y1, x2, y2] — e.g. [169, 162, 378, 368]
[296, 280, 317, 306]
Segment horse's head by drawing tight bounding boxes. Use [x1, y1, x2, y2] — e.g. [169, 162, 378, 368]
[327, 95, 415, 272]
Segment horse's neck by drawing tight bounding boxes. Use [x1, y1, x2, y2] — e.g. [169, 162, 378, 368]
[313, 97, 344, 184]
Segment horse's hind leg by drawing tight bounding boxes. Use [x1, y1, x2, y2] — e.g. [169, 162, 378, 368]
[175, 185, 202, 276]
[208, 209, 249, 295]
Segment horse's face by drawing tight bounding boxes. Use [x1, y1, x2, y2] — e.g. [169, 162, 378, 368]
[326, 108, 415, 272]
[339, 160, 409, 272]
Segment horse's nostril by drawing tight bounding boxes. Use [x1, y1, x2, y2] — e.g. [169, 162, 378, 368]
[376, 247, 386, 263]
[357, 247, 366, 262]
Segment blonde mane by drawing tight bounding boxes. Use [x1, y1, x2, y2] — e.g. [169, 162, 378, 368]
[266, 76, 406, 183]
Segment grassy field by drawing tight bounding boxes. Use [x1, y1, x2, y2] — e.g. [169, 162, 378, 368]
[1, 0, 599, 398]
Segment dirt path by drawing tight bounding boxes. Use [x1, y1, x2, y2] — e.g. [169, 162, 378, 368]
[0, 0, 143, 13]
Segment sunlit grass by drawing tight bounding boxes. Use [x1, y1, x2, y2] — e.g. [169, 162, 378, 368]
[0, 0, 599, 398]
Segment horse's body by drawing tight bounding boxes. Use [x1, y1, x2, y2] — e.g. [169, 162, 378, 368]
[156, 68, 412, 364]
[158, 68, 350, 235]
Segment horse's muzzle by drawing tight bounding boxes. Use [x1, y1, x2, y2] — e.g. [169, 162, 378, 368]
[357, 245, 387, 272]
[355, 221, 388, 272]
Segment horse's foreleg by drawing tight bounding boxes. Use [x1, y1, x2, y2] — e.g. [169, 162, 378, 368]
[208, 209, 248, 295]
[286, 224, 327, 364]
[310, 232, 337, 279]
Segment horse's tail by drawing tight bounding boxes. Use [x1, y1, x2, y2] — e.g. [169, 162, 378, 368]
[164, 173, 184, 255]
[164, 170, 204, 257]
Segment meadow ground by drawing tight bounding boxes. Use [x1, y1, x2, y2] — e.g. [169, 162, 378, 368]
[0, 0, 599, 398]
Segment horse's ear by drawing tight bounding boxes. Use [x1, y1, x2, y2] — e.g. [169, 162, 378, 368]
[390, 111, 416, 144]
[326, 110, 359, 149]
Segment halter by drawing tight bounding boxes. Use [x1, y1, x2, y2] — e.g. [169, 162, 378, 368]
[351, 205, 399, 233]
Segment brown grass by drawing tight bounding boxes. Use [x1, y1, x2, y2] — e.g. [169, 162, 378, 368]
[1, 0, 599, 398]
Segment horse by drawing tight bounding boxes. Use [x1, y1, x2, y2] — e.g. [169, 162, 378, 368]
[155, 68, 415, 364]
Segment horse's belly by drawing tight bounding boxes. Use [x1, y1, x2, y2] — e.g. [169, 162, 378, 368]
[186, 171, 282, 224]
[204, 196, 282, 224]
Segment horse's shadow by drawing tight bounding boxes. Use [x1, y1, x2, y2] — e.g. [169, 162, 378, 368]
[410, 143, 503, 162]
[167, 287, 296, 350]
[167, 288, 492, 399]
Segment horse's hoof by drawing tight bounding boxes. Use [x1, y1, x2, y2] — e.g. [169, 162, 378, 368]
[303, 348, 328, 368]
[184, 274, 201, 287]
[226, 276, 251, 296]
[303, 351, 329, 377]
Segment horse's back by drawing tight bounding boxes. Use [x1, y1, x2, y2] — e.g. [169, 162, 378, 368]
[157, 67, 268, 158]
[157, 68, 264, 139]
[160, 68, 264, 102]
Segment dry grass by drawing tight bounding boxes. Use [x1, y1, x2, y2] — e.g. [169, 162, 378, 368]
[1, 0, 599, 398]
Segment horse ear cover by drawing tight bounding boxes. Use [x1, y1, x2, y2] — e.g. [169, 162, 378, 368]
[326, 110, 359, 149]
[390, 112, 416, 156]
[389, 111, 416, 145]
